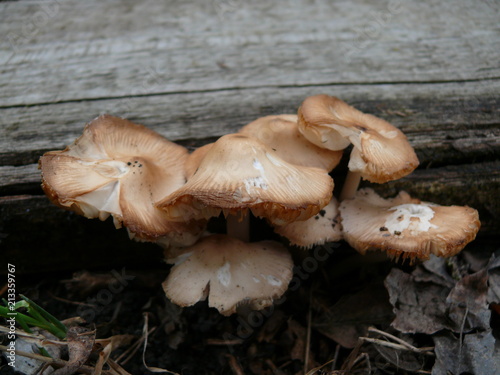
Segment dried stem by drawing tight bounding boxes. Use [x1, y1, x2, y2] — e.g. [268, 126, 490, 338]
[0, 345, 94, 374]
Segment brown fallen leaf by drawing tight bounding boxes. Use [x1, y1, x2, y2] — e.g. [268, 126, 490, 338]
[386, 254, 495, 335]
[433, 331, 500, 375]
[313, 282, 394, 348]
[385, 266, 455, 334]
[94, 334, 135, 374]
[384, 251, 500, 375]
[287, 319, 307, 362]
[52, 326, 95, 375]
[446, 266, 490, 331]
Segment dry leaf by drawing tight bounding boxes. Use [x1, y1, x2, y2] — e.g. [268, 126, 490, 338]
[52, 326, 94, 375]
[433, 331, 500, 375]
[313, 282, 394, 348]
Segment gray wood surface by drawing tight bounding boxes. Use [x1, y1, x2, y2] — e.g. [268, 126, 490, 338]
[1, 0, 499, 272]
[1, 0, 499, 106]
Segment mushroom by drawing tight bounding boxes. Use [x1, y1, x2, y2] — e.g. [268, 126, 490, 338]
[297, 95, 419, 199]
[239, 114, 343, 170]
[183, 115, 342, 246]
[163, 234, 293, 316]
[39, 115, 205, 247]
[274, 197, 342, 249]
[339, 188, 481, 260]
[156, 133, 334, 229]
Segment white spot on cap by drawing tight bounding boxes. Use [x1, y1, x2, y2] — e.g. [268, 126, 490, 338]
[217, 262, 231, 287]
[253, 159, 265, 173]
[384, 203, 438, 233]
[252, 277, 261, 283]
[266, 275, 282, 287]
[244, 176, 268, 191]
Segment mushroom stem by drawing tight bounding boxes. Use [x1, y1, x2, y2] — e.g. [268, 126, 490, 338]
[340, 171, 361, 201]
[226, 212, 250, 242]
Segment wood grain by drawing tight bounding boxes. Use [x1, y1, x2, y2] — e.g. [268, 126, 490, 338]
[1, 81, 498, 166]
[1, 0, 499, 106]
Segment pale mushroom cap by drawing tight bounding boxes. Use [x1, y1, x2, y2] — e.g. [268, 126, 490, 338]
[339, 188, 481, 260]
[274, 197, 343, 249]
[40, 115, 204, 245]
[297, 95, 419, 183]
[163, 234, 293, 316]
[239, 114, 343, 171]
[157, 134, 334, 226]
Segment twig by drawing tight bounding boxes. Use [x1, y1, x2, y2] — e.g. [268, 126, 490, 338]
[0, 326, 68, 348]
[114, 328, 154, 365]
[94, 335, 136, 374]
[458, 306, 469, 374]
[107, 358, 133, 375]
[226, 354, 245, 375]
[354, 352, 371, 373]
[304, 289, 313, 375]
[340, 340, 362, 372]
[0, 326, 43, 340]
[305, 358, 335, 375]
[206, 338, 244, 346]
[331, 344, 341, 371]
[142, 312, 180, 374]
[265, 359, 279, 372]
[360, 337, 434, 356]
[48, 293, 96, 307]
[368, 327, 434, 353]
[0, 345, 95, 374]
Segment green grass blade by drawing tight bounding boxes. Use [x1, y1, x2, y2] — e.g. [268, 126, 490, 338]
[20, 295, 67, 339]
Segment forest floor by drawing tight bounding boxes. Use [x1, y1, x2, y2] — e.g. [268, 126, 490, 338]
[1, 231, 499, 375]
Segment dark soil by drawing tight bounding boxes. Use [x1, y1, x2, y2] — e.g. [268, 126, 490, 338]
[1, 232, 499, 375]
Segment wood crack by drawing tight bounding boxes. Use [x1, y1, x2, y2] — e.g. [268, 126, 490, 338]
[1, 77, 499, 110]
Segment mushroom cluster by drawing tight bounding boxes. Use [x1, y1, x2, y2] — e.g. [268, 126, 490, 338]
[39, 95, 481, 315]
[296, 95, 480, 260]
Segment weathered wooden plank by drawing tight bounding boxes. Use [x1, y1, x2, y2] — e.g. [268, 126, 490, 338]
[1, 0, 498, 106]
[0, 164, 40, 195]
[1, 81, 498, 167]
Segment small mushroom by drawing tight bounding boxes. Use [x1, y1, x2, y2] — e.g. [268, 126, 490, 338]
[339, 188, 480, 260]
[156, 133, 334, 227]
[274, 197, 342, 249]
[297, 95, 419, 199]
[239, 114, 343, 170]
[163, 234, 293, 316]
[39, 115, 205, 246]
